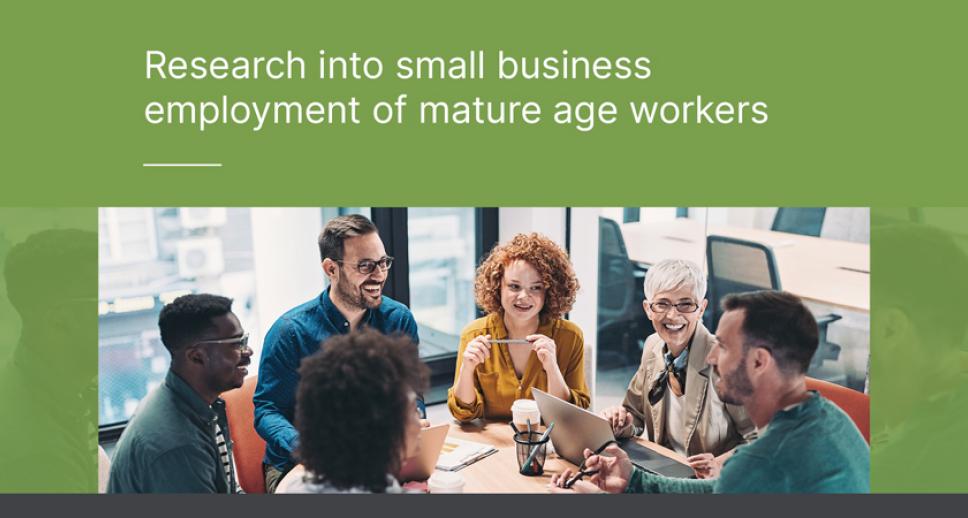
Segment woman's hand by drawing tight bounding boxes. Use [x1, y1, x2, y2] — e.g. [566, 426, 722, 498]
[601, 406, 633, 436]
[453, 334, 492, 408]
[461, 334, 492, 370]
[528, 334, 559, 373]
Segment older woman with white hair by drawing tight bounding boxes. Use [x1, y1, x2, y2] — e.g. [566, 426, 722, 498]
[600, 259, 755, 478]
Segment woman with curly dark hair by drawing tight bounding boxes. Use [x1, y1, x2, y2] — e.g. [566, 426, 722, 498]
[280, 329, 427, 493]
[447, 233, 590, 422]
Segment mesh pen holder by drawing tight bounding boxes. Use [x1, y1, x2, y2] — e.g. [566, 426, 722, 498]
[513, 431, 550, 476]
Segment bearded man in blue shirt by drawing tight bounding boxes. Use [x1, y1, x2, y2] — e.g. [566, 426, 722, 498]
[254, 214, 421, 493]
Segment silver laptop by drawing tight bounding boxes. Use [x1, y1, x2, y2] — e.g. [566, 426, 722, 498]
[398, 423, 449, 482]
[532, 388, 695, 478]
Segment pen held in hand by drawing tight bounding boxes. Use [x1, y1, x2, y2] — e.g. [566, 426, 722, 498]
[488, 339, 530, 345]
[564, 469, 600, 489]
[564, 439, 618, 487]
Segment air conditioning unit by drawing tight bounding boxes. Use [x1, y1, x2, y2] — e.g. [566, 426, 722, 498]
[179, 207, 227, 229]
[176, 238, 225, 278]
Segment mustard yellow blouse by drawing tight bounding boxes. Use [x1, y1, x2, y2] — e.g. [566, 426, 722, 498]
[447, 313, 590, 422]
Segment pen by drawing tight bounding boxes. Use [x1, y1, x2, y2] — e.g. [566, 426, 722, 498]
[563, 469, 599, 488]
[521, 421, 555, 475]
[563, 440, 618, 488]
[488, 339, 530, 345]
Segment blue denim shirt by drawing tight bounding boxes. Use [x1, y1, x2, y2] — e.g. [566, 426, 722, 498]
[254, 288, 420, 470]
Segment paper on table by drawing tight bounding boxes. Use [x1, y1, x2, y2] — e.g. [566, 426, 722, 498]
[435, 437, 498, 471]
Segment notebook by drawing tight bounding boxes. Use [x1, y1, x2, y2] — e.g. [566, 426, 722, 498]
[435, 437, 497, 471]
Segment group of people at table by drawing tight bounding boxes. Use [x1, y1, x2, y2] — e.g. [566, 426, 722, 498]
[107, 214, 869, 494]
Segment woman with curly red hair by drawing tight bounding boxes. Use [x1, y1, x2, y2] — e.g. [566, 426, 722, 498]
[447, 233, 590, 422]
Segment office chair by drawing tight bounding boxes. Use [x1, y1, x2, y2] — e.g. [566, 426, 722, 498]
[772, 207, 826, 237]
[705, 235, 843, 379]
[806, 377, 870, 443]
[597, 217, 648, 366]
[222, 376, 267, 493]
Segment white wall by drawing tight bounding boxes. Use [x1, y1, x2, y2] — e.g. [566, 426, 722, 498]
[499, 208, 566, 247]
[250, 208, 326, 346]
[568, 208, 602, 406]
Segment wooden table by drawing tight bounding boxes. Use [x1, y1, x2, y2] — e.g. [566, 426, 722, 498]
[443, 420, 685, 493]
[621, 220, 870, 313]
[276, 420, 687, 493]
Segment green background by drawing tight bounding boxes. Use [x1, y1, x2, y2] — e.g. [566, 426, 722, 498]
[3, 1, 966, 206]
[870, 209, 968, 493]
[0, 209, 97, 493]
[2, 1, 967, 493]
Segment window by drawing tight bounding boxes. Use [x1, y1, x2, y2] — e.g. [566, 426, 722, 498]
[404, 208, 496, 404]
[98, 208, 259, 425]
[98, 208, 158, 265]
[407, 208, 478, 356]
[98, 207, 493, 429]
[592, 207, 871, 411]
[98, 207, 367, 427]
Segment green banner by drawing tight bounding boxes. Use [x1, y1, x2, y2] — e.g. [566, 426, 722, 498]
[0, 209, 98, 493]
[3, 1, 966, 206]
[870, 208, 968, 492]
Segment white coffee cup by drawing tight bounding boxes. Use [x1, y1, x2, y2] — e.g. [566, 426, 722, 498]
[427, 471, 465, 493]
[511, 399, 541, 431]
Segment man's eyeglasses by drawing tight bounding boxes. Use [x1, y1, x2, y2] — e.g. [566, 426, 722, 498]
[647, 301, 700, 314]
[195, 333, 250, 352]
[337, 256, 394, 274]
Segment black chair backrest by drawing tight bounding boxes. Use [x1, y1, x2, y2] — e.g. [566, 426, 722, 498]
[771, 207, 826, 237]
[706, 235, 781, 329]
[598, 217, 634, 314]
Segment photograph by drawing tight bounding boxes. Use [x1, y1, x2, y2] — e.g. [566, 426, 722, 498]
[96, 207, 870, 494]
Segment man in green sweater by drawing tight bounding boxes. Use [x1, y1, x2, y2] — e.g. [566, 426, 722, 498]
[108, 294, 251, 493]
[552, 291, 869, 494]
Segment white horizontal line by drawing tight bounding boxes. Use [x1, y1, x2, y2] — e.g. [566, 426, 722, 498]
[143, 163, 223, 167]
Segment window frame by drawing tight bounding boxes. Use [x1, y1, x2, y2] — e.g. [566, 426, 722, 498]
[373, 208, 498, 405]
[99, 207, 499, 441]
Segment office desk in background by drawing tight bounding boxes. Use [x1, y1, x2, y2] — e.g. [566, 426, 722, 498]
[277, 420, 687, 493]
[621, 220, 870, 313]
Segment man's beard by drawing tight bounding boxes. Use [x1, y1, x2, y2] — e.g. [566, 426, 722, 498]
[715, 356, 754, 406]
[335, 272, 382, 310]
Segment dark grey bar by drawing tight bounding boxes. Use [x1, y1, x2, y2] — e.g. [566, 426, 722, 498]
[0, 494, 960, 518]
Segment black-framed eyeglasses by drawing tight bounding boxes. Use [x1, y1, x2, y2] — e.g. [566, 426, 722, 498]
[647, 301, 700, 314]
[337, 256, 394, 274]
[195, 333, 250, 352]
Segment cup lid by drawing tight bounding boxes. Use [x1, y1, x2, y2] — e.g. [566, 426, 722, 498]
[428, 471, 464, 488]
[511, 399, 539, 412]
